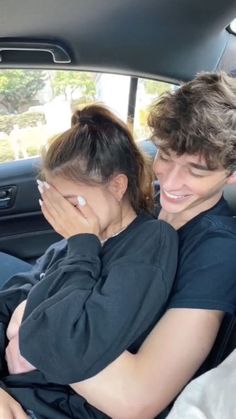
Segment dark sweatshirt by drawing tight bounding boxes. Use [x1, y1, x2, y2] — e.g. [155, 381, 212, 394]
[0, 211, 178, 418]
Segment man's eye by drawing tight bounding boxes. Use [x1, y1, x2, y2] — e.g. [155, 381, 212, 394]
[190, 171, 206, 178]
[159, 153, 169, 161]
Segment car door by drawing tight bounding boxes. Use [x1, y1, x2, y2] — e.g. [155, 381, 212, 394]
[0, 157, 61, 262]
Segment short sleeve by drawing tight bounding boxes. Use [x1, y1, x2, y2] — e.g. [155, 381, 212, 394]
[168, 228, 236, 314]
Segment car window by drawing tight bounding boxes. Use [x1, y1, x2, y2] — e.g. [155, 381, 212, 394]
[134, 78, 175, 140]
[0, 69, 176, 163]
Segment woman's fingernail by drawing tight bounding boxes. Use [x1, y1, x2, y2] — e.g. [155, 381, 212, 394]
[38, 185, 43, 194]
[39, 199, 43, 207]
[44, 181, 50, 189]
[77, 196, 86, 206]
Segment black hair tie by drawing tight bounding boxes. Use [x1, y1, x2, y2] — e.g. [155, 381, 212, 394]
[78, 116, 95, 125]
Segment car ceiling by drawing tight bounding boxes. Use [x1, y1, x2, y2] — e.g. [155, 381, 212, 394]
[0, 0, 236, 82]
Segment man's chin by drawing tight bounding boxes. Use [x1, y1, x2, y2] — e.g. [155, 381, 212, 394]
[160, 195, 192, 214]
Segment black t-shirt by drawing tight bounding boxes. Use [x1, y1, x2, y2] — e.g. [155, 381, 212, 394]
[167, 196, 236, 314]
[155, 196, 236, 419]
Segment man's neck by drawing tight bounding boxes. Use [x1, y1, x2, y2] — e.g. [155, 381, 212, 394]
[159, 193, 223, 230]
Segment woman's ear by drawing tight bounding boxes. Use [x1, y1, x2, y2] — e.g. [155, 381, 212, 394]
[226, 171, 236, 185]
[108, 174, 128, 202]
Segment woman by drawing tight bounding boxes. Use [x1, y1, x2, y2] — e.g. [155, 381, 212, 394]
[0, 104, 178, 418]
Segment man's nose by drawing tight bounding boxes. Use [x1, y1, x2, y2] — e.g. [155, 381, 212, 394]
[162, 166, 185, 189]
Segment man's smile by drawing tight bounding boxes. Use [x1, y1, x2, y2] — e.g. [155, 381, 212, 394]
[162, 188, 192, 201]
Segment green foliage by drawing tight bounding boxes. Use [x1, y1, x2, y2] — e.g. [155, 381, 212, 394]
[0, 112, 46, 135]
[0, 112, 47, 162]
[143, 80, 172, 96]
[26, 144, 40, 156]
[50, 71, 96, 101]
[0, 70, 46, 114]
[0, 139, 14, 163]
[70, 96, 94, 112]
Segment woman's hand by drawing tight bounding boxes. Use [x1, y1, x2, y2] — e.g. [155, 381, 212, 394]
[7, 300, 27, 341]
[38, 181, 100, 239]
[5, 333, 36, 375]
[0, 388, 28, 419]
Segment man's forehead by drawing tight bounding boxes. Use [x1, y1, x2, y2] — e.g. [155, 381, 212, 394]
[160, 149, 212, 170]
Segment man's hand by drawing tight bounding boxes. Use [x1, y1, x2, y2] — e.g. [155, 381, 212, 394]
[0, 388, 28, 419]
[5, 333, 36, 375]
[7, 300, 27, 341]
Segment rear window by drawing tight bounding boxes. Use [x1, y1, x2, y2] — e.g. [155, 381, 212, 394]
[0, 69, 176, 163]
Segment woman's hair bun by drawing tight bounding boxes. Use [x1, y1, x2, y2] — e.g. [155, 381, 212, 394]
[71, 109, 94, 126]
[71, 104, 115, 127]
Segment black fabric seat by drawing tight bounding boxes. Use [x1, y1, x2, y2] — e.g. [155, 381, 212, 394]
[224, 184, 236, 215]
[204, 184, 236, 369]
[204, 314, 236, 370]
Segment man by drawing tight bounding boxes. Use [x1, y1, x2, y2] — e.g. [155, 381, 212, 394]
[1, 71, 236, 419]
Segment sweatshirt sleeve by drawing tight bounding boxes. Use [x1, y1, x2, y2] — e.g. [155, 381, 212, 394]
[0, 262, 41, 325]
[19, 228, 177, 384]
[0, 239, 67, 325]
[0, 254, 43, 373]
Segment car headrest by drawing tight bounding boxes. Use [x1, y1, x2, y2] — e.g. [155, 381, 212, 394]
[224, 185, 236, 215]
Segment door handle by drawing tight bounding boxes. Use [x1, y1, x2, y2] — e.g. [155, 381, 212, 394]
[0, 186, 16, 209]
[0, 41, 71, 64]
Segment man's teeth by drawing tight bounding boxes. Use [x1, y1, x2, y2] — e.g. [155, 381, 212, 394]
[164, 190, 189, 199]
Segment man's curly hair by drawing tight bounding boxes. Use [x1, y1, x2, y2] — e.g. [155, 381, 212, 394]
[148, 72, 236, 173]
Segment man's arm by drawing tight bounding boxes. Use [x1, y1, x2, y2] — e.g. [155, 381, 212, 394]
[71, 308, 223, 419]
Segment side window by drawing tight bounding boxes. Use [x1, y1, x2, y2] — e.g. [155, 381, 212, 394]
[133, 78, 176, 140]
[0, 70, 176, 163]
[0, 70, 96, 163]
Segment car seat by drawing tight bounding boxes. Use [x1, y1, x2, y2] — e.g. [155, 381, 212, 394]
[202, 184, 236, 370]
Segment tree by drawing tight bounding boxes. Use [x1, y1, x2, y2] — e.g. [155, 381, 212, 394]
[50, 70, 96, 102]
[143, 79, 172, 96]
[0, 70, 46, 114]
